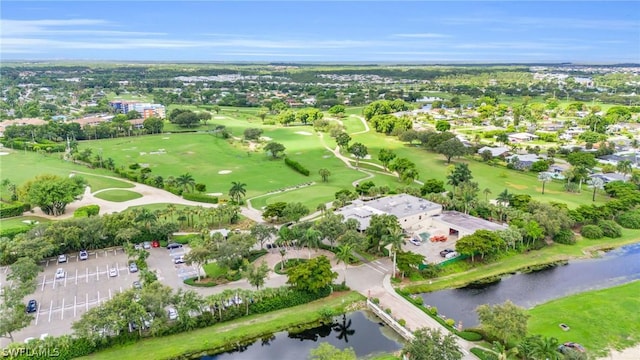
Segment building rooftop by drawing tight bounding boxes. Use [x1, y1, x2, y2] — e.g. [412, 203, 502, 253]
[434, 211, 507, 233]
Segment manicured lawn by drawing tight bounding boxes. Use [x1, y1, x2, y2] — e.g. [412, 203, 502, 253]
[0, 215, 49, 229]
[82, 175, 134, 192]
[0, 151, 116, 187]
[528, 280, 640, 356]
[203, 262, 227, 278]
[94, 189, 143, 202]
[80, 291, 365, 360]
[403, 228, 640, 293]
[351, 130, 608, 208]
[343, 115, 367, 133]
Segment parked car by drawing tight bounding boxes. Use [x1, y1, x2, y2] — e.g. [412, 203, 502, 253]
[167, 308, 178, 320]
[143, 241, 151, 249]
[558, 342, 586, 354]
[173, 256, 185, 264]
[55, 268, 65, 279]
[129, 263, 138, 273]
[134, 243, 143, 250]
[444, 251, 459, 259]
[439, 249, 455, 257]
[57, 254, 67, 263]
[132, 281, 142, 290]
[151, 240, 160, 248]
[166, 243, 183, 250]
[109, 267, 118, 277]
[79, 250, 89, 261]
[26, 299, 38, 313]
[409, 238, 421, 246]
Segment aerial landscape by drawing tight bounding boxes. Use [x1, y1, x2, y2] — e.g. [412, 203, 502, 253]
[1, 1, 640, 360]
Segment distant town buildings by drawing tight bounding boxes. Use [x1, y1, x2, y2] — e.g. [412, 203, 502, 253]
[109, 101, 166, 119]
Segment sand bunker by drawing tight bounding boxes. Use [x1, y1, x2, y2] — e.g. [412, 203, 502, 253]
[218, 170, 232, 174]
[260, 136, 273, 141]
[214, 116, 225, 119]
[323, 155, 332, 158]
[295, 131, 313, 136]
[162, 137, 170, 140]
[0, 152, 9, 156]
[208, 192, 223, 196]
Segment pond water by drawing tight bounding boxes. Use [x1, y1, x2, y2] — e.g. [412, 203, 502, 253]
[421, 243, 640, 327]
[201, 311, 404, 359]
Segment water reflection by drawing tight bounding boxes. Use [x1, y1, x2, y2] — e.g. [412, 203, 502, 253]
[421, 243, 640, 327]
[202, 311, 403, 359]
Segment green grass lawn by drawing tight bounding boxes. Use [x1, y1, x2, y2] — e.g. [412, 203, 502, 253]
[94, 189, 143, 202]
[0, 150, 115, 187]
[0, 215, 50, 230]
[82, 175, 134, 192]
[528, 280, 640, 356]
[79, 291, 365, 360]
[203, 262, 227, 278]
[351, 130, 608, 208]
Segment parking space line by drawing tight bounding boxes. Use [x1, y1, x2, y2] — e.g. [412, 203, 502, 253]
[75, 269, 78, 285]
[35, 304, 40, 325]
[97, 266, 100, 281]
[52, 276, 56, 289]
[97, 290, 100, 304]
[64, 273, 67, 287]
[86, 293, 88, 311]
[61, 298, 65, 320]
[119, 286, 123, 293]
[86, 268, 89, 283]
[108, 288, 112, 300]
[74, 296, 77, 318]
[48, 300, 53, 323]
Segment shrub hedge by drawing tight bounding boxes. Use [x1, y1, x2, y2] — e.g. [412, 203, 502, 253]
[284, 157, 310, 176]
[74, 205, 100, 217]
[183, 193, 219, 204]
[598, 220, 623, 238]
[581, 224, 604, 239]
[553, 228, 576, 245]
[0, 202, 27, 218]
[0, 226, 31, 239]
[615, 211, 640, 229]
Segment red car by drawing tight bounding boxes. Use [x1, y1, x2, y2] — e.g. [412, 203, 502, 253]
[151, 240, 160, 248]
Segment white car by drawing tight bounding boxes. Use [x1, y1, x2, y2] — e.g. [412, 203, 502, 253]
[173, 256, 185, 264]
[444, 251, 459, 259]
[109, 267, 118, 277]
[57, 254, 67, 263]
[55, 268, 65, 279]
[167, 308, 178, 320]
[409, 238, 421, 246]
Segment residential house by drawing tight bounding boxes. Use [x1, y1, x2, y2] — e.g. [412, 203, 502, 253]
[505, 153, 543, 170]
[589, 172, 627, 184]
[477, 146, 510, 158]
[508, 132, 539, 143]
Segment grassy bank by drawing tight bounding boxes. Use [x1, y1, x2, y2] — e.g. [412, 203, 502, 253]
[80, 291, 365, 360]
[528, 280, 640, 356]
[402, 228, 640, 293]
[94, 189, 143, 202]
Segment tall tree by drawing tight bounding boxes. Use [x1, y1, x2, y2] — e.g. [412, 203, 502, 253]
[402, 327, 463, 360]
[176, 173, 196, 193]
[286, 255, 337, 294]
[19, 174, 86, 216]
[377, 148, 396, 170]
[229, 181, 247, 204]
[476, 300, 529, 345]
[335, 132, 351, 149]
[538, 172, 552, 195]
[447, 163, 473, 190]
[436, 138, 468, 164]
[349, 142, 368, 168]
[335, 244, 353, 283]
[617, 160, 633, 180]
[383, 227, 405, 278]
[250, 223, 277, 249]
[318, 168, 331, 183]
[244, 260, 269, 290]
[264, 142, 286, 159]
[184, 245, 213, 281]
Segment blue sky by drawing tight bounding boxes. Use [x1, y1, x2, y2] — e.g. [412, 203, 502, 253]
[1, 1, 639, 63]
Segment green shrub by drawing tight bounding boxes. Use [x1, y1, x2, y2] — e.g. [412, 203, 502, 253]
[385, 308, 392, 315]
[581, 224, 604, 239]
[284, 157, 310, 176]
[598, 219, 623, 238]
[398, 319, 406, 327]
[459, 330, 483, 341]
[428, 306, 438, 315]
[182, 192, 219, 204]
[184, 277, 218, 287]
[471, 347, 495, 360]
[0, 225, 31, 239]
[411, 296, 423, 306]
[77, 205, 100, 216]
[73, 210, 88, 218]
[371, 297, 380, 305]
[616, 211, 640, 229]
[445, 318, 456, 327]
[0, 202, 27, 218]
[553, 228, 576, 245]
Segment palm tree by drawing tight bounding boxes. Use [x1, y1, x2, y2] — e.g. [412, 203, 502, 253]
[166, 204, 176, 221]
[301, 228, 322, 259]
[538, 172, 552, 195]
[590, 176, 604, 202]
[483, 187, 492, 202]
[530, 336, 562, 360]
[383, 227, 404, 278]
[228, 181, 247, 204]
[135, 208, 157, 231]
[492, 341, 518, 360]
[335, 244, 353, 283]
[176, 173, 196, 193]
[617, 159, 633, 180]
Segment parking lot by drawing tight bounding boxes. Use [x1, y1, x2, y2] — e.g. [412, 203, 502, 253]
[0, 248, 140, 347]
[146, 244, 200, 290]
[402, 234, 460, 264]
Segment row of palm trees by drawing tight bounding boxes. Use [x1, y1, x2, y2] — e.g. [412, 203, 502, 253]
[129, 203, 240, 231]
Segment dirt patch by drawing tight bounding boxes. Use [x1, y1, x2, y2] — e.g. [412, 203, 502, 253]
[218, 170, 232, 174]
[0, 152, 9, 156]
[506, 182, 528, 190]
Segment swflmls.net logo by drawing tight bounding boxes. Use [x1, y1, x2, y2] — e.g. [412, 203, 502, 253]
[1, 347, 60, 357]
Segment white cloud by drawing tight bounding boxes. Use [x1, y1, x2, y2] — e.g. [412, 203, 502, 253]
[441, 16, 638, 31]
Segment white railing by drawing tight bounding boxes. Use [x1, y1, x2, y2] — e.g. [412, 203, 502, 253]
[366, 299, 415, 341]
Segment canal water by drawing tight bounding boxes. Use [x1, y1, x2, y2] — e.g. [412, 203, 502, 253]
[201, 311, 404, 359]
[421, 243, 640, 327]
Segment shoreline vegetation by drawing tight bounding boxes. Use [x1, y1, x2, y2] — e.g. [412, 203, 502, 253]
[401, 230, 640, 294]
[79, 291, 365, 360]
